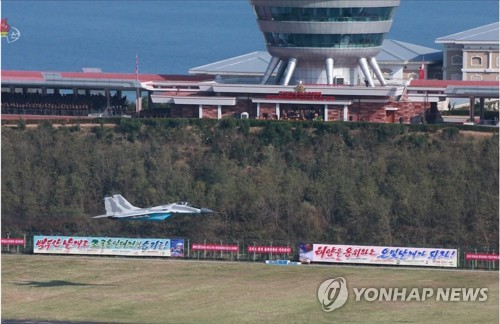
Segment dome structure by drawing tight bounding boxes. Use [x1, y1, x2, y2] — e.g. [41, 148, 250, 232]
[250, 0, 400, 86]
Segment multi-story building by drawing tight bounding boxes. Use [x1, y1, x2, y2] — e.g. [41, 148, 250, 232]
[250, 0, 400, 87]
[436, 22, 499, 81]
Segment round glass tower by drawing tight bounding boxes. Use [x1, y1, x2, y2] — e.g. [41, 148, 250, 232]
[250, 0, 400, 86]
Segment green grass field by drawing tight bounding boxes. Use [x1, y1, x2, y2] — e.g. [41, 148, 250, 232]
[1, 254, 498, 323]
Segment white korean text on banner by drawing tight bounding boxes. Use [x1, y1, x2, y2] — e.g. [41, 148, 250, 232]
[308, 243, 458, 267]
[247, 245, 292, 254]
[465, 253, 499, 261]
[34, 235, 184, 258]
[191, 243, 239, 252]
[1, 238, 25, 246]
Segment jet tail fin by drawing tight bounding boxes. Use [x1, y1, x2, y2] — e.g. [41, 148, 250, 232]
[113, 194, 140, 210]
[92, 196, 126, 219]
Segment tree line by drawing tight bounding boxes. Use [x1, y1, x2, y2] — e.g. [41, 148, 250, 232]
[1, 120, 498, 250]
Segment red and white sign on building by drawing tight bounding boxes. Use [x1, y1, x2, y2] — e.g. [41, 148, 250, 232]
[247, 245, 292, 254]
[191, 243, 239, 252]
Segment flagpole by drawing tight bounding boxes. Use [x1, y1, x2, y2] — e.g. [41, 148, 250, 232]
[135, 53, 141, 113]
[135, 53, 139, 83]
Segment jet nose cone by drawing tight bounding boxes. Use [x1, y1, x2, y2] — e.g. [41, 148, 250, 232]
[201, 207, 215, 214]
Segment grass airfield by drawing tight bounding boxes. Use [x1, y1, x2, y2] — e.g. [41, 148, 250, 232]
[1, 254, 498, 323]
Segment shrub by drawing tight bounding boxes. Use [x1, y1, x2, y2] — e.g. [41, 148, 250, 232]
[441, 127, 460, 140]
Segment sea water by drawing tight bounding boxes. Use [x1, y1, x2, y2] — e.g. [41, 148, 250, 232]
[1, 0, 498, 74]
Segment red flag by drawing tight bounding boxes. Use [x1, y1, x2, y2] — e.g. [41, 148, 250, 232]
[419, 61, 425, 80]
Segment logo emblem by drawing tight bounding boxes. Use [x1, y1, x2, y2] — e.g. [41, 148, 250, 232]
[1, 18, 21, 43]
[295, 81, 305, 93]
[317, 277, 348, 312]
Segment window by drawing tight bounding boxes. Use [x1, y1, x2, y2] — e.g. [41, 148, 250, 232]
[264, 32, 385, 48]
[254, 6, 396, 22]
[451, 55, 462, 65]
[471, 56, 482, 66]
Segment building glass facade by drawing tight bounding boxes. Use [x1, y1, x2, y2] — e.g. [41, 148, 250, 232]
[254, 6, 396, 22]
[250, 0, 401, 86]
[264, 33, 385, 48]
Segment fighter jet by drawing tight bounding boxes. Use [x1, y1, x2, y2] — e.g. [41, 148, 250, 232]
[93, 194, 215, 221]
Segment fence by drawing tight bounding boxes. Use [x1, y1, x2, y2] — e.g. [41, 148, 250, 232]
[461, 247, 499, 271]
[3, 235, 498, 271]
[185, 240, 295, 262]
[1, 235, 27, 255]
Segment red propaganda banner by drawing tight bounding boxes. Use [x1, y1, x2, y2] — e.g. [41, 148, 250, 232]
[265, 91, 334, 101]
[191, 243, 238, 252]
[465, 253, 500, 261]
[1, 238, 25, 246]
[247, 246, 292, 254]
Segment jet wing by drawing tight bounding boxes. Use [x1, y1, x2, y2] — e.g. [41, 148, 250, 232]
[108, 208, 175, 218]
[92, 214, 113, 219]
[106, 210, 159, 219]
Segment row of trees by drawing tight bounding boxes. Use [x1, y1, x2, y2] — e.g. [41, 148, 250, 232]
[1, 120, 498, 249]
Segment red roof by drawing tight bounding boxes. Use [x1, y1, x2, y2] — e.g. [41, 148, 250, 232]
[409, 80, 499, 88]
[1, 70, 213, 82]
[1, 70, 45, 81]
